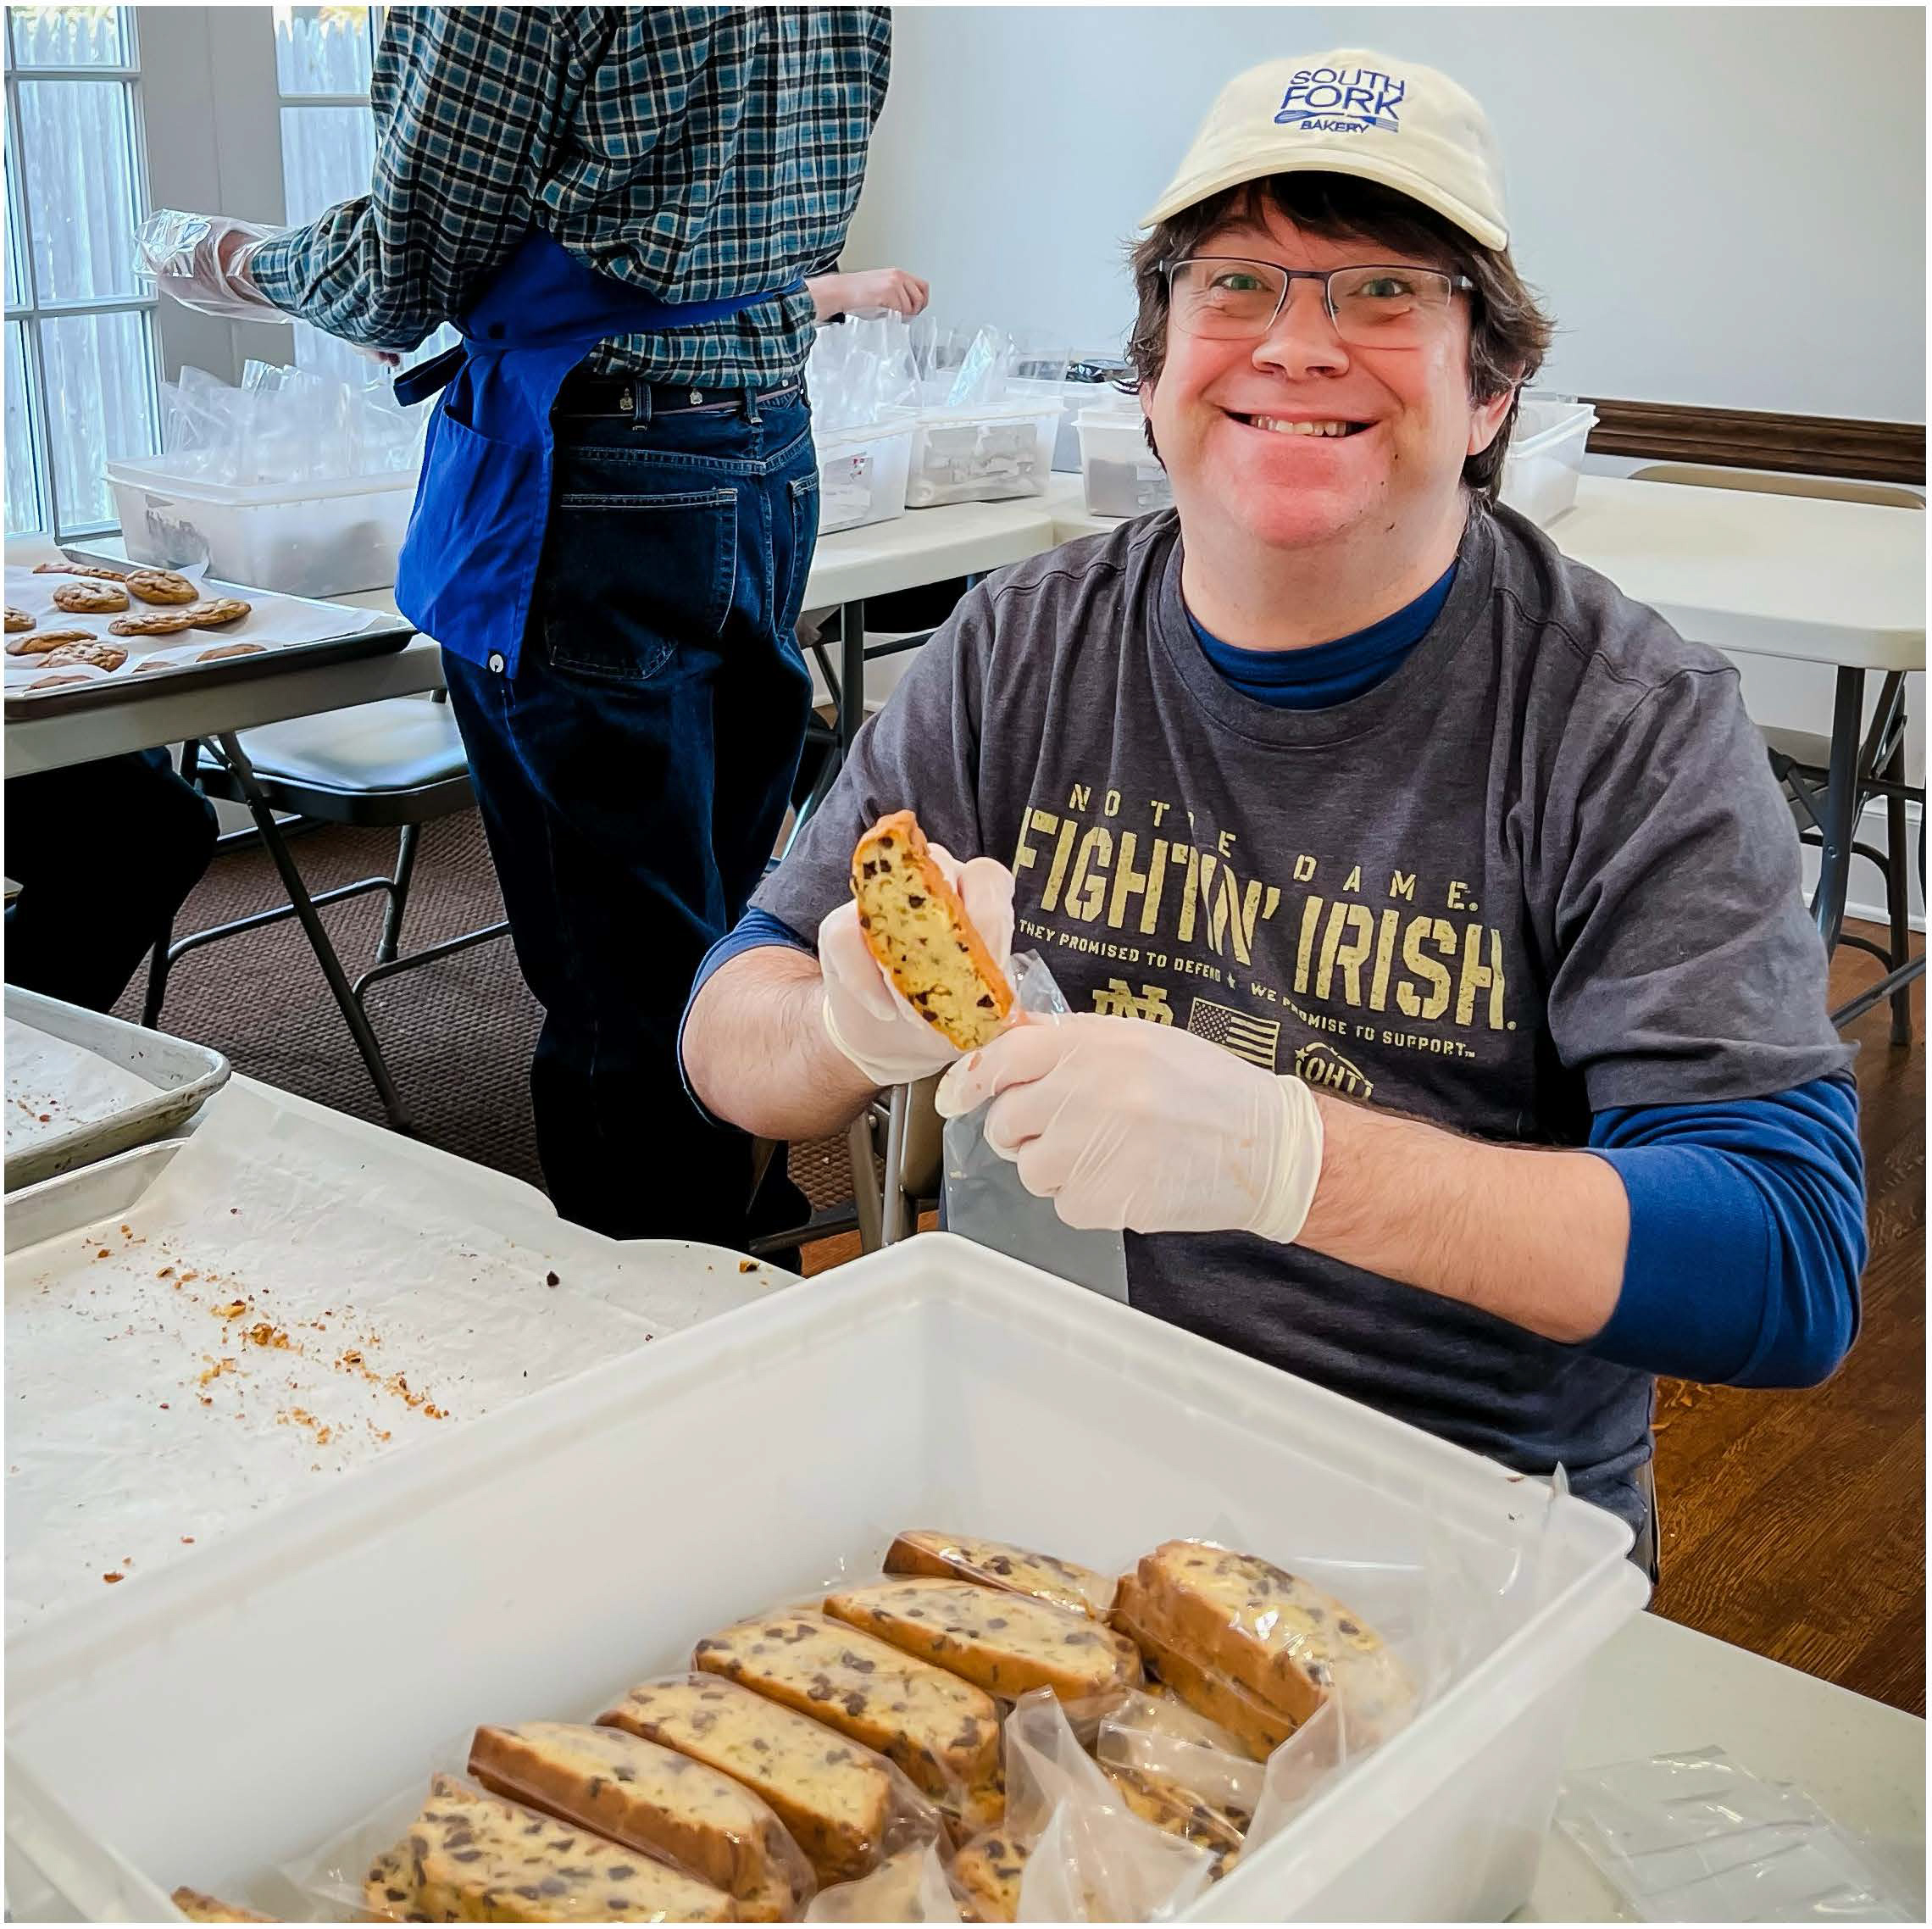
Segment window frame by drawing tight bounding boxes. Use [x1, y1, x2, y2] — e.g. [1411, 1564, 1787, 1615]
[3, 5, 163, 541]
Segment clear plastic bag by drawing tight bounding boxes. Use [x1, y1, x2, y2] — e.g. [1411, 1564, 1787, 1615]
[943, 953, 1132, 1304]
[807, 314, 920, 436]
[805, 1844, 963, 1923]
[1557, 1747, 1923, 1922]
[155, 358, 425, 489]
[883, 1527, 1117, 1619]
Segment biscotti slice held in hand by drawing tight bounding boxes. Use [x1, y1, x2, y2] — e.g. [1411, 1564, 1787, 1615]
[692, 1610, 1003, 1827]
[1127, 1540, 1412, 1740]
[825, 1577, 1141, 1702]
[885, 1532, 1115, 1618]
[850, 811, 1013, 1050]
[469, 1721, 813, 1921]
[597, 1673, 898, 1884]
[362, 1773, 733, 1922]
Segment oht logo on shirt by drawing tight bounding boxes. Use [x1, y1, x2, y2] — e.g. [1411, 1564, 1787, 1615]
[1293, 1039, 1375, 1100]
[1274, 65, 1405, 135]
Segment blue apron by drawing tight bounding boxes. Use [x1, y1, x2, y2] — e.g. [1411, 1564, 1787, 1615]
[391, 233, 798, 674]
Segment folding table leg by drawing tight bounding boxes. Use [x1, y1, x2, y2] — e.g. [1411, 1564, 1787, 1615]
[1809, 668, 1865, 953]
[1882, 741, 1914, 1046]
[839, 599, 867, 759]
[214, 731, 414, 1133]
[142, 737, 204, 1029]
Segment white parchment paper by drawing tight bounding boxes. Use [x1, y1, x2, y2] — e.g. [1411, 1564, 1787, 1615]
[4, 563, 382, 698]
[4, 1018, 163, 1155]
[4, 1081, 790, 1634]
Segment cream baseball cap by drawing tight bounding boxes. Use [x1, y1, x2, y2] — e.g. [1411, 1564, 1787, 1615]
[1142, 51, 1509, 251]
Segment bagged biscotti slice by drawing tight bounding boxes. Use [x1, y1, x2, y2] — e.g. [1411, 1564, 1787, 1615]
[169, 1891, 275, 1923]
[1113, 1581, 1300, 1762]
[850, 811, 1013, 1050]
[693, 1612, 1003, 1832]
[884, 1532, 1115, 1618]
[946, 1832, 1030, 1924]
[469, 1721, 814, 1921]
[1127, 1540, 1412, 1740]
[1099, 1764, 1243, 1878]
[599, 1672, 923, 1885]
[361, 1773, 733, 1922]
[824, 1577, 1141, 1703]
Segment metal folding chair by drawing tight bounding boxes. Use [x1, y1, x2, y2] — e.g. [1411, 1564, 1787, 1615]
[145, 692, 510, 1131]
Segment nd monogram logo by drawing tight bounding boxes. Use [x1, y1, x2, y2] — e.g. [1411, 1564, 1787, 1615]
[1294, 1039, 1375, 1100]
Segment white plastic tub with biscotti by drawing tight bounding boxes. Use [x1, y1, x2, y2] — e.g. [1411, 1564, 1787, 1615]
[3, 1233, 1645, 1922]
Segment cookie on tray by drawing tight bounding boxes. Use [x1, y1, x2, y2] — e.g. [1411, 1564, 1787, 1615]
[26, 671, 100, 692]
[183, 597, 251, 628]
[52, 580, 130, 614]
[196, 642, 267, 663]
[126, 568, 199, 604]
[6, 626, 96, 656]
[109, 609, 196, 637]
[4, 606, 33, 633]
[40, 640, 127, 673]
[32, 560, 130, 581]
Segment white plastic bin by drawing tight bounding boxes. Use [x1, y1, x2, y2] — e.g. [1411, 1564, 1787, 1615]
[103, 455, 420, 598]
[813, 414, 916, 536]
[905, 397, 1063, 508]
[1079, 403, 1176, 518]
[3, 1234, 1645, 1924]
[1498, 397, 1596, 529]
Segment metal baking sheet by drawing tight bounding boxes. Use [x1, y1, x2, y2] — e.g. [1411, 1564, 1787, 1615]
[3, 1076, 792, 1634]
[4, 987, 230, 1193]
[3, 557, 414, 721]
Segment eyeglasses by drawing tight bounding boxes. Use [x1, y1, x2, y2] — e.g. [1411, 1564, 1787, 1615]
[1162, 256, 1474, 349]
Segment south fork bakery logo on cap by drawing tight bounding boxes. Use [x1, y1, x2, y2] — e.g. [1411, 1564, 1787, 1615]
[1274, 64, 1406, 136]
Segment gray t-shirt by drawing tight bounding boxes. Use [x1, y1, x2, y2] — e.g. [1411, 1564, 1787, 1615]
[754, 502, 1850, 1529]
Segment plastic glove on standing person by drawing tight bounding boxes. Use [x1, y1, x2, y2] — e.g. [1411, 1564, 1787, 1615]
[819, 846, 1017, 1087]
[935, 1014, 1325, 1242]
[135, 209, 282, 321]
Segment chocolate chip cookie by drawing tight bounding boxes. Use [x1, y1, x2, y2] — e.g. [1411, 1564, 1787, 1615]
[125, 569, 199, 605]
[109, 610, 196, 637]
[53, 580, 130, 614]
[5, 626, 97, 657]
[39, 640, 128, 672]
[4, 607, 34, 633]
[195, 641, 267, 662]
[182, 598, 251, 628]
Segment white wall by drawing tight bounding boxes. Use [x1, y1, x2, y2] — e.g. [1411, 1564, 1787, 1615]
[847, 6, 1925, 420]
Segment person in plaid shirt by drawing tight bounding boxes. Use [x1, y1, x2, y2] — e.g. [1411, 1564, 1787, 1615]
[149, 7, 903, 1255]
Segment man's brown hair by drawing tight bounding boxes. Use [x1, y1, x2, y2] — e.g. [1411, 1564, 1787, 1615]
[1124, 173, 1555, 497]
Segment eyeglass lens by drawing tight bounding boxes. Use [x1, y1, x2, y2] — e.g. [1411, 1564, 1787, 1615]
[1169, 259, 1457, 347]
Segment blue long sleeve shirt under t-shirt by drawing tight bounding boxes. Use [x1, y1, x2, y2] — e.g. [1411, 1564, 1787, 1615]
[683, 564, 1864, 1390]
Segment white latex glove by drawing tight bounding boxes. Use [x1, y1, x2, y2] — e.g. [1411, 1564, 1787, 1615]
[136, 208, 282, 320]
[935, 1014, 1324, 1242]
[819, 845, 1016, 1088]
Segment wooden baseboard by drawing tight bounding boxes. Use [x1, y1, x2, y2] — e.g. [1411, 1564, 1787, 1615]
[1580, 398, 1925, 486]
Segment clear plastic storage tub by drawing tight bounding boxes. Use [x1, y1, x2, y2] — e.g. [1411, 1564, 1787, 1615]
[103, 455, 419, 598]
[1079, 403, 1176, 518]
[905, 397, 1063, 508]
[814, 414, 917, 536]
[1498, 397, 1597, 529]
[3, 1234, 1646, 1924]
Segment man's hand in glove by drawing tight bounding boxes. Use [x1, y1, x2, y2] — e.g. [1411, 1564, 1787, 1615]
[935, 1014, 1324, 1242]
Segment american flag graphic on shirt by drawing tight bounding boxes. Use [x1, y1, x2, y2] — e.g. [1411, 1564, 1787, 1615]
[1185, 997, 1282, 1070]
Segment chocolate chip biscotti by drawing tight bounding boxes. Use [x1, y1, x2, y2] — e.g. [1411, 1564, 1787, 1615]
[598, 1673, 897, 1884]
[169, 1891, 275, 1923]
[468, 1721, 813, 1921]
[1112, 1582, 1300, 1762]
[824, 1577, 1141, 1703]
[947, 1832, 1030, 1924]
[362, 1773, 733, 1922]
[884, 1532, 1115, 1618]
[692, 1611, 1003, 1830]
[1123, 1541, 1411, 1740]
[850, 811, 1012, 1050]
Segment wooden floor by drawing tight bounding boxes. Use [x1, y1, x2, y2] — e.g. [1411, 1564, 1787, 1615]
[801, 920, 1925, 1714]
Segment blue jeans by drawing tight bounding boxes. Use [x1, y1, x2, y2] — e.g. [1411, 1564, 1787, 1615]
[444, 385, 819, 1245]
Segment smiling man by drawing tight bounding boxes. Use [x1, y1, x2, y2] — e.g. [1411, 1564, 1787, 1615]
[680, 53, 1865, 1570]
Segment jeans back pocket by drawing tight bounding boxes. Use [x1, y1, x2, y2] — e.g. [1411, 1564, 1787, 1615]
[542, 483, 738, 685]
